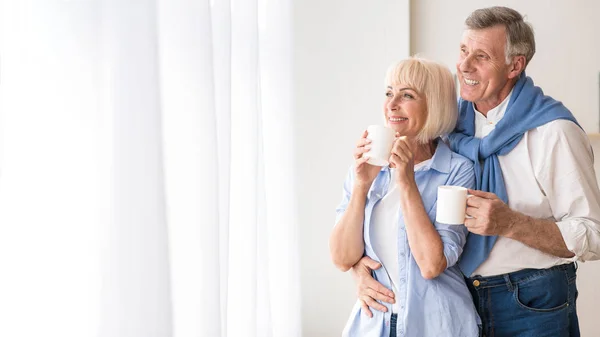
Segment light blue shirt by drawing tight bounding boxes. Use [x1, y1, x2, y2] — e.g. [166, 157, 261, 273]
[336, 140, 480, 337]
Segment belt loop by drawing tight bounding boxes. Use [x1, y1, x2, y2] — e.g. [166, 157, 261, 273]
[504, 274, 514, 292]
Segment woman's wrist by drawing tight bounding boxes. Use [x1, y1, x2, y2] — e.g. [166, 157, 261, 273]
[398, 178, 418, 200]
[397, 175, 416, 191]
[353, 182, 372, 195]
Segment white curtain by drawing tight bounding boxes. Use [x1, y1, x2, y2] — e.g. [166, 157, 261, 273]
[0, 0, 300, 336]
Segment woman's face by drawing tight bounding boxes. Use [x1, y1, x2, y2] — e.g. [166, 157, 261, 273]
[383, 84, 427, 138]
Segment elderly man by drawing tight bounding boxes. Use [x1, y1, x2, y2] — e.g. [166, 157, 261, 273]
[350, 6, 600, 336]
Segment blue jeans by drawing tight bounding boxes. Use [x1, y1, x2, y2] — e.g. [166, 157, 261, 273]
[389, 313, 397, 337]
[466, 263, 579, 337]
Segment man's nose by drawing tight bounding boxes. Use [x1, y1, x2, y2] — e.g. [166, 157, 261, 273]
[459, 54, 474, 73]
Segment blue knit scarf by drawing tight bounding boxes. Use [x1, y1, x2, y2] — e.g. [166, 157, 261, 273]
[448, 72, 580, 276]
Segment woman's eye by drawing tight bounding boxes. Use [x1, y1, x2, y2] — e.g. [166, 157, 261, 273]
[403, 93, 414, 99]
[385, 92, 393, 97]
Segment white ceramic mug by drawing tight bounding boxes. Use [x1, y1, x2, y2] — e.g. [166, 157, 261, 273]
[436, 186, 468, 224]
[364, 125, 395, 166]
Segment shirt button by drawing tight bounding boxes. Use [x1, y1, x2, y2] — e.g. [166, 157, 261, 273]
[473, 280, 480, 287]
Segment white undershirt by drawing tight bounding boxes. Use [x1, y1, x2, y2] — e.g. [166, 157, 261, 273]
[371, 160, 431, 312]
[471, 92, 600, 277]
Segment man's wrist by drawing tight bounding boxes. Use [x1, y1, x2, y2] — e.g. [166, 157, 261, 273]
[503, 210, 527, 238]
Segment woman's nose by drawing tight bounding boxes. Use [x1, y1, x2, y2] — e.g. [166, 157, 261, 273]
[386, 102, 397, 112]
[387, 96, 400, 110]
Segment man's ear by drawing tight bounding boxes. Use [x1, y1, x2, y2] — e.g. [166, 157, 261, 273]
[508, 55, 526, 79]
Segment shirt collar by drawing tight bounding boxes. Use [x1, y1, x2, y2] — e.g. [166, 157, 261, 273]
[473, 88, 514, 124]
[428, 139, 452, 174]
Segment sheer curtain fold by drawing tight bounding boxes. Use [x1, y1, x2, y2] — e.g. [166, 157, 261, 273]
[0, 0, 299, 336]
[99, 1, 173, 336]
[158, 0, 223, 336]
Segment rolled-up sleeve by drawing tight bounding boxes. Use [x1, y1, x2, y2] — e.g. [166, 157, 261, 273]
[555, 217, 600, 261]
[335, 166, 354, 225]
[538, 122, 600, 261]
[435, 159, 476, 268]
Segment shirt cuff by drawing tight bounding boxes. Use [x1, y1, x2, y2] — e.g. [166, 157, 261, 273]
[555, 218, 590, 261]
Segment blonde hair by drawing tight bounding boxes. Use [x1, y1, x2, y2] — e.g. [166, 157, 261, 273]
[385, 57, 458, 144]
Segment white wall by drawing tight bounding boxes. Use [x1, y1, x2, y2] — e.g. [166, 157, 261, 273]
[294, 1, 409, 336]
[296, 1, 600, 336]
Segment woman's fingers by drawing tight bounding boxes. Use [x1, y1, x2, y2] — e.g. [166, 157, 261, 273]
[356, 137, 372, 148]
[353, 145, 372, 159]
[390, 137, 413, 164]
[392, 137, 410, 154]
[390, 150, 410, 165]
[356, 129, 371, 146]
[356, 156, 370, 166]
[354, 132, 372, 159]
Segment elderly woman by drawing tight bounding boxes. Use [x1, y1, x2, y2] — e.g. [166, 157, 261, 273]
[329, 57, 480, 337]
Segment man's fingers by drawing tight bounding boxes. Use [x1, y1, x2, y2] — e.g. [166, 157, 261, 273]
[364, 288, 395, 304]
[360, 256, 382, 270]
[466, 195, 487, 208]
[363, 278, 394, 298]
[467, 189, 497, 200]
[465, 206, 479, 218]
[464, 218, 479, 232]
[359, 300, 373, 318]
[362, 296, 388, 313]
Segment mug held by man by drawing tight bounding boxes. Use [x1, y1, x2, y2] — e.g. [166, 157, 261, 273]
[436, 185, 468, 224]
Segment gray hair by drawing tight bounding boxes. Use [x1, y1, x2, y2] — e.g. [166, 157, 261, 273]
[465, 6, 535, 67]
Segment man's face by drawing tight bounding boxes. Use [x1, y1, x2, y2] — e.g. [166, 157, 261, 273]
[456, 25, 518, 113]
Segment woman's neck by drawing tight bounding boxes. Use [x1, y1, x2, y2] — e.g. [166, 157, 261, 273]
[408, 139, 436, 164]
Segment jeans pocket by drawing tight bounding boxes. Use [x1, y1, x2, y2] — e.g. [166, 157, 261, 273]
[513, 274, 569, 313]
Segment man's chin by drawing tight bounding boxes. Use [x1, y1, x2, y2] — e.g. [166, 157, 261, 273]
[459, 90, 479, 103]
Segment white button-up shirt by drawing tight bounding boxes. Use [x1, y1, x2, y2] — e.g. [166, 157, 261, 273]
[472, 92, 600, 277]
